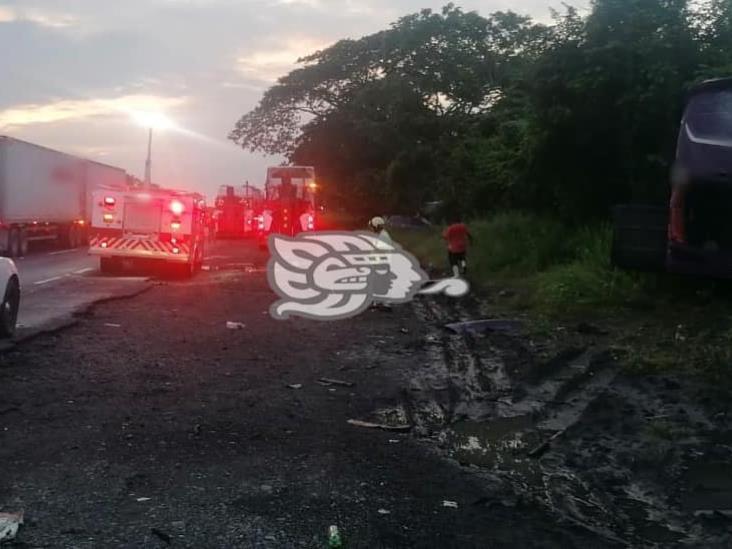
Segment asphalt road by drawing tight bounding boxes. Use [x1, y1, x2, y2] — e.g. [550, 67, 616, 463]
[2, 239, 728, 548]
[0, 238, 601, 549]
[11, 247, 150, 340]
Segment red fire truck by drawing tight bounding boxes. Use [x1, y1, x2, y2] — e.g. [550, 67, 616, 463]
[89, 187, 206, 276]
[214, 183, 264, 238]
[256, 166, 317, 249]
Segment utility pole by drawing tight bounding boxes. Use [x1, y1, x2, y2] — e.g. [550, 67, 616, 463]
[144, 127, 152, 189]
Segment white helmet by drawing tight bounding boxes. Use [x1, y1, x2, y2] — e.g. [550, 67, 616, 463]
[369, 216, 385, 229]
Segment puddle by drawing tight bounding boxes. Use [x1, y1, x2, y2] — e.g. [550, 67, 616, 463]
[443, 416, 542, 480]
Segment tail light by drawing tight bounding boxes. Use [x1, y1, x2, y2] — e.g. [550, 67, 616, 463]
[103, 213, 114, 223]
[307, 215, 314, 230]
[170, 200, 185, 215]
[104, 196, 116, 207]
[669, 187, 685, 244]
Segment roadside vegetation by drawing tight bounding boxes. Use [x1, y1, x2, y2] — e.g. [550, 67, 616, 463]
[230, 0, 732, 376]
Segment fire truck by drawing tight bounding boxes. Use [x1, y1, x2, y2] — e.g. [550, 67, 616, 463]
[256, 166, 317, 249]
[89, 187, 206, 276]
[214, 183, 263, 238]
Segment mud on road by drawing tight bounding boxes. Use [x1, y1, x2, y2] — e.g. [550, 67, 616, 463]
[1, 240, 731, 548]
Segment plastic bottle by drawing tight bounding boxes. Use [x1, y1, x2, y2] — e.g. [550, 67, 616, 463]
[327, 525, 342, 548]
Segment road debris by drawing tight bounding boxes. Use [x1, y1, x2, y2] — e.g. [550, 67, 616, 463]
[318, 377, 354, 387]
[442, 500, 459, 509]
[327, 525, 343, 548]
[0, 511, 23, 543]
[226, 321, 246, 330]
[201, 265, 211, 271]
[104, 323, 122, 328]
[286, 384, 303, 390]
[377, 508, 391, 515]
[151, 527, 171, 545]
[400, 327, 409, 334]
[527, 428, 567, 458]
[136, 497, 151, 502]
[576, 322, 608, 335]
[347, 419, 411, 432]
[444, 319, 522, 336]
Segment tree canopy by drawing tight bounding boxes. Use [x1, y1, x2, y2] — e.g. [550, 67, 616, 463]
[230, 1, 732, 220]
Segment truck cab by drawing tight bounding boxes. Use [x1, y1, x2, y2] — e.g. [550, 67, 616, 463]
[257, 166, 317, 249]
[612, 77, 732, 277]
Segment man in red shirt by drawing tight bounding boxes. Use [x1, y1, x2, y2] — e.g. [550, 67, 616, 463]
[442, 218, 472, 278]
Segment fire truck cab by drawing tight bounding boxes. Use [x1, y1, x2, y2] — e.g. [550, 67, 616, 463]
[89, 187, 206, 277]
[257, 166, 317, 249]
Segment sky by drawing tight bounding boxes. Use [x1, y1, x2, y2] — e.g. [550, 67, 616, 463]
[0, 0, 560, 201]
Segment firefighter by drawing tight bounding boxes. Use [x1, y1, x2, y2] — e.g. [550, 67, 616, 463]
[443, 216, 472, 277]
[368, 216, 392, 247]
[368, 216, 393, 311]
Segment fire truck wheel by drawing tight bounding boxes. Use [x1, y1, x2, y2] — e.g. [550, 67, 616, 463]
[194, 243, 204, 271]
[7, 229, 21, 258]
[19, 230, 28, 257]
[0, 276, 20, 338]
[100, 257, 121, 275]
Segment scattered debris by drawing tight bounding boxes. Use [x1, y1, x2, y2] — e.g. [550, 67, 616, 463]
[674, 324, 687, 343]
[347, 419, 412, 432]
[442, 500, 459, 509]
[151, 528, 171, 545]
[328, 525, 343, 548]
[527, 428, 567, 458]
[576, 322, 609, 335]
[287, 384, 303, 390]
[318, 377, 354, 387]
[136, 497, 151, 502]
[444, 319, 522, 336]
[400, 327, 409, 334]
[0, 511, 23, 542]
[226, 321, 246, 330]
[104, 323, 122, 328]
[377, 508, 391, 515]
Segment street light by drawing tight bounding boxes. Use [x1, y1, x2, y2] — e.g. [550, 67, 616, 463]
[130, 111, 175, 189]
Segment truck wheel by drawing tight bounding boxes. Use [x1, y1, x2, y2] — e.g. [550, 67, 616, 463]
[7, 229, 21, 258]
[0, 276, 20, 338]
[69, 225, 80, 248]
[100, 257, 120, 275]
[194, 242, 204, 272]
[19, 230, 28, 257]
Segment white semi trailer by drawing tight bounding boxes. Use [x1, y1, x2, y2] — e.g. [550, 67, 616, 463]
[0, 136, 127, 257]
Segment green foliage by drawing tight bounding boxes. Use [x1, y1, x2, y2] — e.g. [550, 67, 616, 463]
[231, 1, 732, 220]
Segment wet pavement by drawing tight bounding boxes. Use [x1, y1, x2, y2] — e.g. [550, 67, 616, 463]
[0, 239, 731, 547]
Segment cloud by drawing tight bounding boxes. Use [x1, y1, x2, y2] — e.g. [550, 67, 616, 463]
[237, 38, 333, 82]
[0, 94, 188, 130]
[0, 4, 80, 28]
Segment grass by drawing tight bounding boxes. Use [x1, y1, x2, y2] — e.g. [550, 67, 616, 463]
[392, 212, 644, 313]
[393, 210, 732, 381]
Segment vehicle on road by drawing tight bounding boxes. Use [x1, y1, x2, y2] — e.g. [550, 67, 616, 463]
[214, 183, 263, 239]
[0, 136, 127, 258]
[256, 166, 317, 249]
[0, 257, 20, 337]
[612, 77, 732, 277]
[88, 187, 207, 277]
